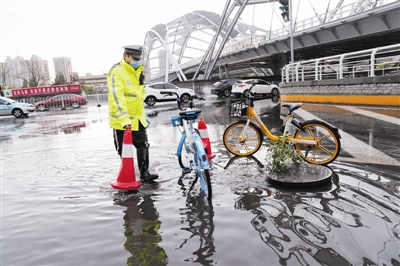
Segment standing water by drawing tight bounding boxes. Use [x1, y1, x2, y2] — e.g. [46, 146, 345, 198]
[1, 102, 399, 265]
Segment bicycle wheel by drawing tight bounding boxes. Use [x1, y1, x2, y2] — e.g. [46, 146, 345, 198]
[196, 166, 212, 200]
[294, 120, 341, 165]
[178, 134, 191, 169]
[223, 121, 264, 156]
[178, 129, 200, 169]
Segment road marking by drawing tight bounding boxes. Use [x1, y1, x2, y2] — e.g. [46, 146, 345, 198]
[337, 106, 400, 125]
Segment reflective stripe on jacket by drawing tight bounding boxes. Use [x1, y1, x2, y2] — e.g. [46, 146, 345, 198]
[107, 59, 148, 131]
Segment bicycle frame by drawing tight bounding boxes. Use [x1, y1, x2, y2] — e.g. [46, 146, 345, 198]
[162, 90, 212, 199]
[244, 100, 318, 146]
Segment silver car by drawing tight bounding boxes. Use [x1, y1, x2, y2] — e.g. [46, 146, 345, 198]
[0, 96, 35, 118]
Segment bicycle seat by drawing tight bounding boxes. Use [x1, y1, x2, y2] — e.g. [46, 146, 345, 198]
[281, 103, 303, 113]
[179, 109, 202, 120]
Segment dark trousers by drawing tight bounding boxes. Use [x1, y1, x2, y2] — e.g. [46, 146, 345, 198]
[113, 123, 148, 157]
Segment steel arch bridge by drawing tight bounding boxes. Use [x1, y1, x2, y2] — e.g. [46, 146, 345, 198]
[143, 0, 400, 83]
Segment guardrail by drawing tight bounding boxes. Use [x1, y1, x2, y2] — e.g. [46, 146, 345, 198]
[281, 44, 400, 82]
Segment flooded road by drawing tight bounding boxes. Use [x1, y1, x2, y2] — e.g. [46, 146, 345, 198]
[1, 97, 400, 265]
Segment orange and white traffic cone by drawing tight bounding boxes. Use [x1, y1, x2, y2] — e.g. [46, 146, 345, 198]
[197, 117, 216, 159]
[111, 130, 141, 191]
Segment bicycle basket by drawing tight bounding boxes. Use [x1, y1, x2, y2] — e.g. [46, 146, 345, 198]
[229, 101, 248, 118]
[170, 116, 182, 127]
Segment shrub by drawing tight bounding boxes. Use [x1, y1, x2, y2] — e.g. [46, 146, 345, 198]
[265, 134, 303, 173]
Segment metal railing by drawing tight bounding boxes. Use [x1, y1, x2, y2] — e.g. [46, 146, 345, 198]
[281, 43, 400, 82]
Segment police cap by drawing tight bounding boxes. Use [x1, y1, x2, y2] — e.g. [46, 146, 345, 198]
[123, 45, 142, 60]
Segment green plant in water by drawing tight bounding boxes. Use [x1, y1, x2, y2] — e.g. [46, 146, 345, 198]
[265, 134, 303, 173]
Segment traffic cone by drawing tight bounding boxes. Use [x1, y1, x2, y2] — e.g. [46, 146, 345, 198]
[111, 130, 141, 191]
[197, 117, 216, 159]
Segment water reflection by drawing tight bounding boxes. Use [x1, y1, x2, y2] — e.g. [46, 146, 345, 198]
[224, 155, 265, 169]
[117, 193, 168, 266]
[178, 195, 215, 265]
[234, 170, 400, 265]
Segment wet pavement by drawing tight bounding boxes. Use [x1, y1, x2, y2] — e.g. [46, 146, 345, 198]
[1, 96, 400, 265]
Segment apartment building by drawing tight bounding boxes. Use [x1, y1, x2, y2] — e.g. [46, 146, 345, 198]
[53, 57, 73, 83]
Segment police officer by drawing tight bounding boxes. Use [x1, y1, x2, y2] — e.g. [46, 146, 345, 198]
[107, 45, 158, 182]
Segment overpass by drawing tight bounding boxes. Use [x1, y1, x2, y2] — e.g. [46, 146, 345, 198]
[142, 0, 400, 83]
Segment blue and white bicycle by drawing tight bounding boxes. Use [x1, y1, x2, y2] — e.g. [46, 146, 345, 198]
[160, 91, 212, 200]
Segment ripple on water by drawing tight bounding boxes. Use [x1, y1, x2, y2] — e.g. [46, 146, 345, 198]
[2, 123, 400, 265]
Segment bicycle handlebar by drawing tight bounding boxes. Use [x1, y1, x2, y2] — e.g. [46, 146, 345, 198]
[247, 82, 258, 99]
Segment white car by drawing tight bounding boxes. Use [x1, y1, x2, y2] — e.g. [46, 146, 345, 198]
[231, 79, 280, 98]
[0, 96, 35, 118]
[144, 82, 195, 106]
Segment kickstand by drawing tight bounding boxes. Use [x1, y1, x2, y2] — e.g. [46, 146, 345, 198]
[305, 145, 312, 158]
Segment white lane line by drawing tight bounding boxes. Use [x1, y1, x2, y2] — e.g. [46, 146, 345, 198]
[337, 106, 400, 126]
[294, 108, 400, 166]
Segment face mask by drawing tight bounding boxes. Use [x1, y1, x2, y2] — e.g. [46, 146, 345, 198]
[130, 60, 140, 69]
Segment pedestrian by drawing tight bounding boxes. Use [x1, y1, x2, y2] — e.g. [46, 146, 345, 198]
[107, 44, 158, 182]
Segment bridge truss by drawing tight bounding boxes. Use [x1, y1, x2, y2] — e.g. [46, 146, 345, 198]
[142, 0, 400, 83]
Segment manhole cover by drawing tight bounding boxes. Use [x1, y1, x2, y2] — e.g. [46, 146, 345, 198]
[267, 163, 332, 186]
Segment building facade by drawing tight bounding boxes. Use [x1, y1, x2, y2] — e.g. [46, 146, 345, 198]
[78, 73, 107, 92]
[53, 57, 72, 83]
[0, 55, 50, 88]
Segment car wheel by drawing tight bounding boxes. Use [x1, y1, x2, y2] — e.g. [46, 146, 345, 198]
[72, 102, 80, 109]
[243, 90, 250, 98]
[145, 96, 156, 106]
[38, 104, 46, 111]
[12, 108, 24, 118]
[180, 93, 190, 103]
[223, 89, 231, 98]
[271, 88, 279, 96]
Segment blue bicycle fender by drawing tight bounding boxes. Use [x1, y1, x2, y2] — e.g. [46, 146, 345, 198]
[176, 132, 187, 157]
[193, 138, 210, 169]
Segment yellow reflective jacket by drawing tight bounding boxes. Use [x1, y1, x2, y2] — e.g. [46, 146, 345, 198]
[107, 59, 148, 131]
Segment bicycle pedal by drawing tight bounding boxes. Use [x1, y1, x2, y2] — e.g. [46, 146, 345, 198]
[182, 168, 192, 174]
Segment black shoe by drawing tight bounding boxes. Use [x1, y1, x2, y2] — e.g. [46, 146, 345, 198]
[140, 171, 159, 182]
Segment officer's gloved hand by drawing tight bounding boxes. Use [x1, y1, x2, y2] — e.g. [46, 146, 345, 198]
[124, 125, 132, 131]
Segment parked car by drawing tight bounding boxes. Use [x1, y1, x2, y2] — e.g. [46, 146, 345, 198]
[0, 96, 35, 118]
[384, 69, 399, 76]
[231, 79, 280, 98]
[344, 73, 364, 78]
[144, 82, 195, 106]
[35, 94, 87, 111]
[211, 78, 240, 98]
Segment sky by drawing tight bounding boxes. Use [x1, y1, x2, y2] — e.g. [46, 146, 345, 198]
[1, 0, 344, 81]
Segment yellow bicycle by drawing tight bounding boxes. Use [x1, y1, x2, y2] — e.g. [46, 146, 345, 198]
[223, 81, 341, 165]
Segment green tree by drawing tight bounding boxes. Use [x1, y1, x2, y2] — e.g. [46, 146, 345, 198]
[53, 72, 66, 85]
[81, 85, 95, 95]
[22, 79, 29, 88]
